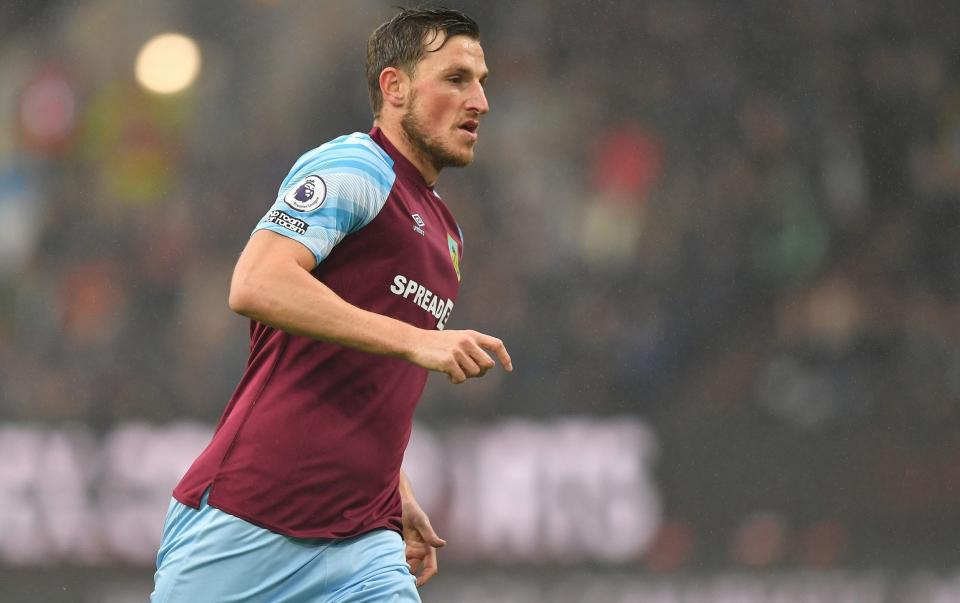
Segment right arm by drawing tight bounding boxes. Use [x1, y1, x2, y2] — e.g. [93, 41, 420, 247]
[228, 230, 512, 383]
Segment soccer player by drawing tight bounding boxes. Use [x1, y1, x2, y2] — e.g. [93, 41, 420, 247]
[151, 7, 509, 602]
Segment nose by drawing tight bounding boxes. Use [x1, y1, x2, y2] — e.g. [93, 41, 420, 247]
[467, 81, 489, 115]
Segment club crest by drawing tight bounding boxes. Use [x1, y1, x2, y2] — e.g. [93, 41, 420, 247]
[447, 233, 461, 282]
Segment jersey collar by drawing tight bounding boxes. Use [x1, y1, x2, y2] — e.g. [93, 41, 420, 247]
[369, 127, 434, 191]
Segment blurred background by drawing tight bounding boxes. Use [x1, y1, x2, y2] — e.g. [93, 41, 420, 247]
[2, 0, 960, 601]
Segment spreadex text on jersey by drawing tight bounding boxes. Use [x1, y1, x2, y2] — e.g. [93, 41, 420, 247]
[389, 274, 455, 330]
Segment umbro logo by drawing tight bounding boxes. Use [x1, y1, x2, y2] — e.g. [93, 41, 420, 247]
[411, 213, 426, 236]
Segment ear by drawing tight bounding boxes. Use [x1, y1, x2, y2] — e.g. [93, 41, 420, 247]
[379, 67, 408, 110]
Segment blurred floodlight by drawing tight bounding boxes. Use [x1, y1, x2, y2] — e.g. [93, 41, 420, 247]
[135, 33, 201, 94]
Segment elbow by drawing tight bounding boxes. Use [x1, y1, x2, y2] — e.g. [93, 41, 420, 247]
[228, 272, 262, 318]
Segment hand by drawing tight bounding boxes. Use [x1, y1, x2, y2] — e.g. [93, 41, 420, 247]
[406, 329, 513, 384]
[401, 498, 446, 587]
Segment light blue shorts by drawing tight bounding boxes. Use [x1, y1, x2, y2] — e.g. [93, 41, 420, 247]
[151, 492, 420, 603]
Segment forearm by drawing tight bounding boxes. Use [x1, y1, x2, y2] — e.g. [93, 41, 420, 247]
[230, 247, 419, 359]
[399, 468, 414, 502]
[230, 231, 511, 383]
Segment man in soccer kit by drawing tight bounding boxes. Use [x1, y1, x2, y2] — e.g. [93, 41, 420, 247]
[151, 7, 509, 602]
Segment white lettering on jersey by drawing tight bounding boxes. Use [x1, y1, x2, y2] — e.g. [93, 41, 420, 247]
[389, 274, 455, 330]
[437, 299, 454, 330]
[390, 275, 407, 295]
[264, 210, 308, 235]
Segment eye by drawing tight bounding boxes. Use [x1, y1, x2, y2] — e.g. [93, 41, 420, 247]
[447, 75, 464, 84]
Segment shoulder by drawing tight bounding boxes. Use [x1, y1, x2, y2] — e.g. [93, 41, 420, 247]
[290, 132, 396, 193]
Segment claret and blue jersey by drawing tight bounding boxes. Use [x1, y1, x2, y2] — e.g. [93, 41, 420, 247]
[258, 132, 397, 266]
[172, 128, 464, 539]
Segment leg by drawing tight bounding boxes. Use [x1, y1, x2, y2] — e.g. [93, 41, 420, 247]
[151, 495, 334, 603]
[325, 530, 421, 603]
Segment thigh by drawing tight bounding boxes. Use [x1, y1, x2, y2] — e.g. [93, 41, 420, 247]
[151, 496, 334, 603]
[326, 530, 421, 603]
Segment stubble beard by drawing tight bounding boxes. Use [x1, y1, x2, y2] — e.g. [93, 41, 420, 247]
[400, 96, 472, 174]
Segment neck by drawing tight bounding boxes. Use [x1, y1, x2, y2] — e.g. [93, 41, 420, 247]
[374, 118, 440, 186]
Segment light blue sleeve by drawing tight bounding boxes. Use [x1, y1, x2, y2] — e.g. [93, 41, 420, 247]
[253, 133, 396, 265]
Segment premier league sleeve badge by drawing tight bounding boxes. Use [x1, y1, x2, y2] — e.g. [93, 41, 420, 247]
[284, 175, 327, 212]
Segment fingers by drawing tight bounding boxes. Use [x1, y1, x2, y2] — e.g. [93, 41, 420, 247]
[466, 345, 496, 377]
[405, 540, 440, 588]
[453, 349, 482, 378]
[415, 546, 439, 587]
[416, 519, 447, 548]
[407, 553, 423, 574]
[430, 330, 512, 383]
[405, 539, 426, 574]
[445, 358, 467, 384]
[477, 334, 513, 372]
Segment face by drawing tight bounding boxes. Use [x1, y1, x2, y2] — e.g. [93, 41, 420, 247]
[400, 33, 489, 173]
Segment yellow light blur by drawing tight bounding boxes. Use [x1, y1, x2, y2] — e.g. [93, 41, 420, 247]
[135, 33, 201, 95]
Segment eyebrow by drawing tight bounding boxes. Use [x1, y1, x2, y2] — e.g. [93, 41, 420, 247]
[443, 64, 489, 83]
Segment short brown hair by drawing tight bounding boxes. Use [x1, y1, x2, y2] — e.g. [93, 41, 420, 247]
[366, 6, 480, 116]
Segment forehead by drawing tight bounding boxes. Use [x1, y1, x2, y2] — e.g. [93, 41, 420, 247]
[417, 33, 487, 74]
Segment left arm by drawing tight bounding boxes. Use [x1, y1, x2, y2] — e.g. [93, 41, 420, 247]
[400, 469, 446, 587]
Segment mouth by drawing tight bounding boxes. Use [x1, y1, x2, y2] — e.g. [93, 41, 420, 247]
[458, 120, 479, 140]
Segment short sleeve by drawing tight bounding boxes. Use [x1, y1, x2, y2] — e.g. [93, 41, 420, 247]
[253, 133, 396, 265]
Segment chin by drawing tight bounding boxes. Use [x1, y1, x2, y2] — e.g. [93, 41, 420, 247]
[450, 153, 473, 168]
[436, 146, 474, 169]
[455, 143, 477, 164]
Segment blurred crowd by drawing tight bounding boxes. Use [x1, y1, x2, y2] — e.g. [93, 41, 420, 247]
[2, 0, 960, 570]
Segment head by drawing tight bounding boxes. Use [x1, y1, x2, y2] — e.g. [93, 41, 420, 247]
[367, 7, 489, 179]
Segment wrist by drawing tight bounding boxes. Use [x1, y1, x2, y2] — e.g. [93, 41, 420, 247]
[392, 322, 422, 362]
[401, 496, 421, 518]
